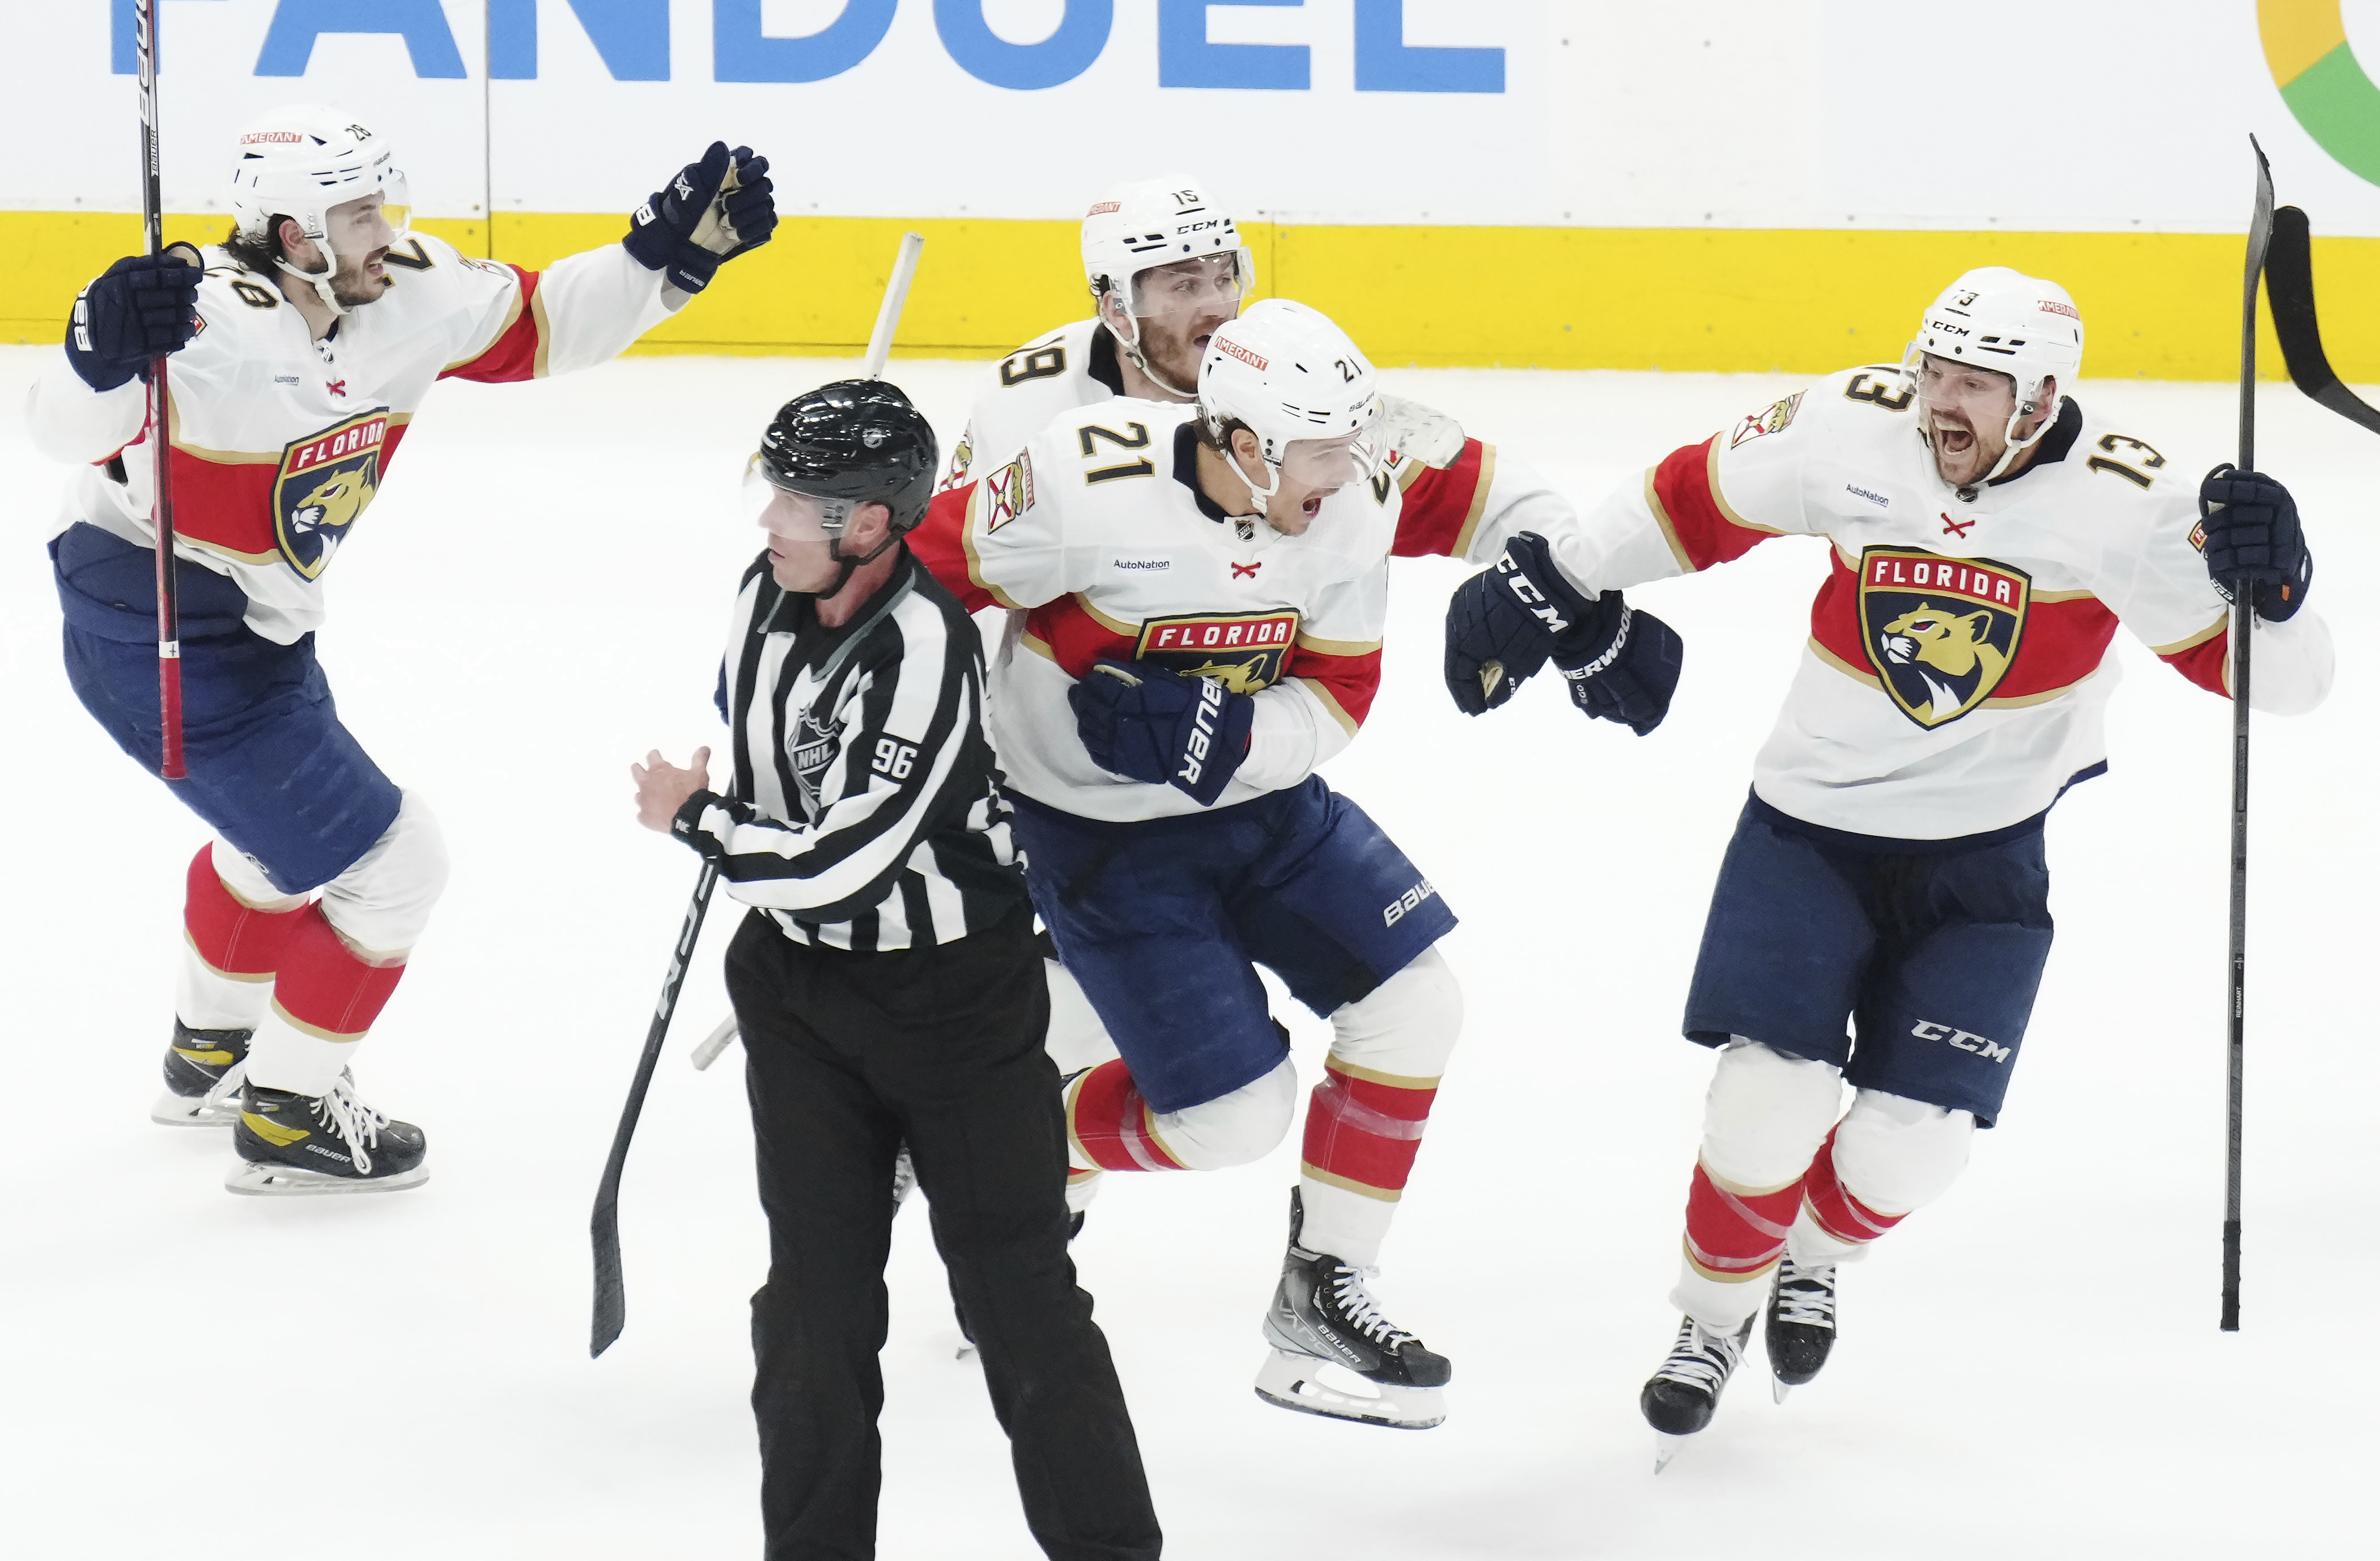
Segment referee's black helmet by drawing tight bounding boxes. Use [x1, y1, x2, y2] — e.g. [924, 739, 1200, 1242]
[756, 380, 939, 531]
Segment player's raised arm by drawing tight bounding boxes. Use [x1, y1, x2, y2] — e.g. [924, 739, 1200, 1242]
[440, 141, 777, 384]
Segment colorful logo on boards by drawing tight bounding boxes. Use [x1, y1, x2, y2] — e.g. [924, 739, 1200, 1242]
[2261, 2, 2380, 186]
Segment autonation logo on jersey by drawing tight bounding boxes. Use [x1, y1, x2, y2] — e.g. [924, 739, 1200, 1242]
[107, 1, 1504, 93]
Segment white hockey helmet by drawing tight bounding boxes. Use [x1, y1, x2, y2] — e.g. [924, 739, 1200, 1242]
[1197, 299, 1383, 518]
[1082, 174, 1255, 396]
[1905, 266, 2085, 486]
[228, 105, 411, 314]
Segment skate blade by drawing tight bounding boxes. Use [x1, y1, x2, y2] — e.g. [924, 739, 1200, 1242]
[1653, 1432, 1692, 1474]
[1253, 1349, 1444, 1430]
[151, 1090, 239, 1128]
[225, 1159, 430, 1197]
[1772, 1376, 1793, 1406]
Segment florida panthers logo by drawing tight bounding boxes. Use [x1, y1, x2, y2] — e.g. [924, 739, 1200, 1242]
[1856, 547, 2029, 729]
[273, 410, 389, 580]
[1132, 610, 1300, 693]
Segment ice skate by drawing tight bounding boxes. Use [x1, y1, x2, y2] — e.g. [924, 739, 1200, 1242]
[1253, 1188, 1448, 1430]
[150, 1021, 251, 1128]
[1642, 1314, 1753, 1471]
[226, 1078, 428, 1195]
[1766, 1254, 1837, 1402]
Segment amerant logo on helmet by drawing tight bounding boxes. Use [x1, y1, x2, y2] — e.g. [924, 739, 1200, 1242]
[1217, 338, 1268, 372]
[241, 131, 304, 145]
[2037, 299, 2080, 320]
[1085, 201, 1121, 217]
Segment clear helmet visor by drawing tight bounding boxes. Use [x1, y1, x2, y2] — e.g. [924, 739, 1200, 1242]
[741, 456, 850, 543]
[1905, 348, 2022, 443]
[1276, 425, 1386, 491]
[1127, 250, 1251, 326]
[325, 175, 410, 258]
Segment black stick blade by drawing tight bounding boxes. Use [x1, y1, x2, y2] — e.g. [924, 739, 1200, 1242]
[591, 1195, 627, 1357]
[2266, 205, 2380, 436]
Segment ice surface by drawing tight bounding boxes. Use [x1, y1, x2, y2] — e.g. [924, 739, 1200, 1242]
[2, 348, 2372, 1558]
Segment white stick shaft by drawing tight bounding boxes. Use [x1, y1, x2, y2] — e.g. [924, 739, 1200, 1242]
[864, 232, 924, 379]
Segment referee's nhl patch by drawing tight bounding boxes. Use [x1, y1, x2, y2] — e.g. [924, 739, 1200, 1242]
[983, 450, 1035, 532]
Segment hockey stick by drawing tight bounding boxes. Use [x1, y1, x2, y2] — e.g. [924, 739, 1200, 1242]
[590, 860, 719, 1358]
[2264, 205, 2380, 435]
[864, 231, 924, 378]
[2220, 138, 2276, 1334]
[134, 0, 185, 780]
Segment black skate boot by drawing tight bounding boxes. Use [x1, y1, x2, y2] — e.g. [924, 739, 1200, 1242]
[227, 1079, 428, 1195]
[152, 1021, 252, 1128]
[1642, 1314, 1754, 1471]
[1765, 1254, 1838, 1401]
[1254, 1188, 1450, 1429]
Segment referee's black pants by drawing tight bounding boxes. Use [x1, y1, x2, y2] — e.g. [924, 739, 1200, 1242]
[726, 907, 1162, 1561]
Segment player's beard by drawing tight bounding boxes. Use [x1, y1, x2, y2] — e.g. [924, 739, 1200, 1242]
[328, 252, 392, 309]
[1135, 311, 1222, 395]
[1927, 410, 2003, 487]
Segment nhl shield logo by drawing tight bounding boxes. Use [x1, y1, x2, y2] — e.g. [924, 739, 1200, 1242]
[273, 410, 389, 580]
[1856, 547, 2030, 729]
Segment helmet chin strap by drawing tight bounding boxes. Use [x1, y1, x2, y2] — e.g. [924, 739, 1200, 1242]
[273, 231, 351, 316]
[787, 531, 903, 601]
[1226, 441, 1284, 521]
[1106, 303, 1198, 401]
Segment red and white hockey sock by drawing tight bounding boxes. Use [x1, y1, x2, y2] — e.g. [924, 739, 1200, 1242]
[176, 843, 307, 1031]
[1681, 1158, 1808, 1298]
[1797, 1126, 1910, 1257]
[1297, 1061, 1438, 1267]
[243, 905, 408, 1098]
[1065, 1060, 1187, 1173]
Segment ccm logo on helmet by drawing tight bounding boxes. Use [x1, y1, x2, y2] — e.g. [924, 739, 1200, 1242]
[1217, 338, 1268, 372]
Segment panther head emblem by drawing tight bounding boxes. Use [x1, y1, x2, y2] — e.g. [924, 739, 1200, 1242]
[1878, 603, 2011, 722]
[287, 469, 375, 534]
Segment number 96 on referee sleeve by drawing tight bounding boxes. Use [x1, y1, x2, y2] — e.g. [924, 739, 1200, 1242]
[872, 738, 919, 780]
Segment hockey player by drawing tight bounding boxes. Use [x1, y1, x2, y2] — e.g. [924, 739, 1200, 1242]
[914, 299, 1675, 1428]
[631, 382, 1161, 1561]
[28, 105, 775, 1193]
[1441, 266, 2335, 1461]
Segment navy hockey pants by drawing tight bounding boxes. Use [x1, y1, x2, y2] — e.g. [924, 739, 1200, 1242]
[1009, 777, 1457, 1115]
[1682, 792, 2055, 1126]
[50, 523, 401, 894]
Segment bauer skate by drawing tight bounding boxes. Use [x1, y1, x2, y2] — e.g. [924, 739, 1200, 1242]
[227, 1078, 428, 1195]
[1253, 1188, 1449, 1430]
[1765, 1255, 1837, 1402]
[1641, 1314, 1753, 1471]
[152, 1021, 252, 1128]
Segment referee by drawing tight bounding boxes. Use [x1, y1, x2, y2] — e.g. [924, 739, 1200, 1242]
[632, 381, 1161, 1561]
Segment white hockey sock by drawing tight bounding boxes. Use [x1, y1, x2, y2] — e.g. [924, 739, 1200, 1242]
[242, 1009, 358, 1098]
[174, 943, 274, 1032]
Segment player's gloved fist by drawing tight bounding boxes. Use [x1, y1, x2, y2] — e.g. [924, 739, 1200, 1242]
[66, 250, 202, 393]
[1068, 658, 1254, 807]
[1553, 593, 1685, 735]
[2198, 465, 2313, 622]
[1375, 393, 1465, 470]
[624, 142, 776, 295]
[1443, 531, 1600, 714]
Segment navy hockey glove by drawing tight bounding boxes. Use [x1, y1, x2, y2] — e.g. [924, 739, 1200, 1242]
[1443, 531, 1600, 714]
[624, 143, 777, 294]
[65, 250, 201, 393]
[1068, 659, 1254, 807]
[2199, 465, 2313, 622]
[1553, 594, 1685, 735]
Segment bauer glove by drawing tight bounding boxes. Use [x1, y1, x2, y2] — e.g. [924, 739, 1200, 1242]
[2198, 465, 2313, 622]
[66, 250, 202, 393]
[624, 142, 777, 294]
[1069, 659, 1253, 807]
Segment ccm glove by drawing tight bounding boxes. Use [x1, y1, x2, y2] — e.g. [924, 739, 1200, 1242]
[1553, 593, 1685, 735]
[65, 250, 201, 393]
[1068, 659, 1254, 807]
[624, 142, 777, 294]
[1443, 531, 1600, 714]
[2199, 465, 2313, 622]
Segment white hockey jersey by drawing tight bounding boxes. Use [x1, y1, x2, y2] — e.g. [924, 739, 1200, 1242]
[913, 398, 1568, 822]
[1544, 365, 2336, 839]
[26, 233, 677, 644]
[935, 317, 1121, 495]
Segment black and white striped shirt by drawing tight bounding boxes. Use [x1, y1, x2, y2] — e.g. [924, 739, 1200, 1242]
[669, 550, 1032, 951]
